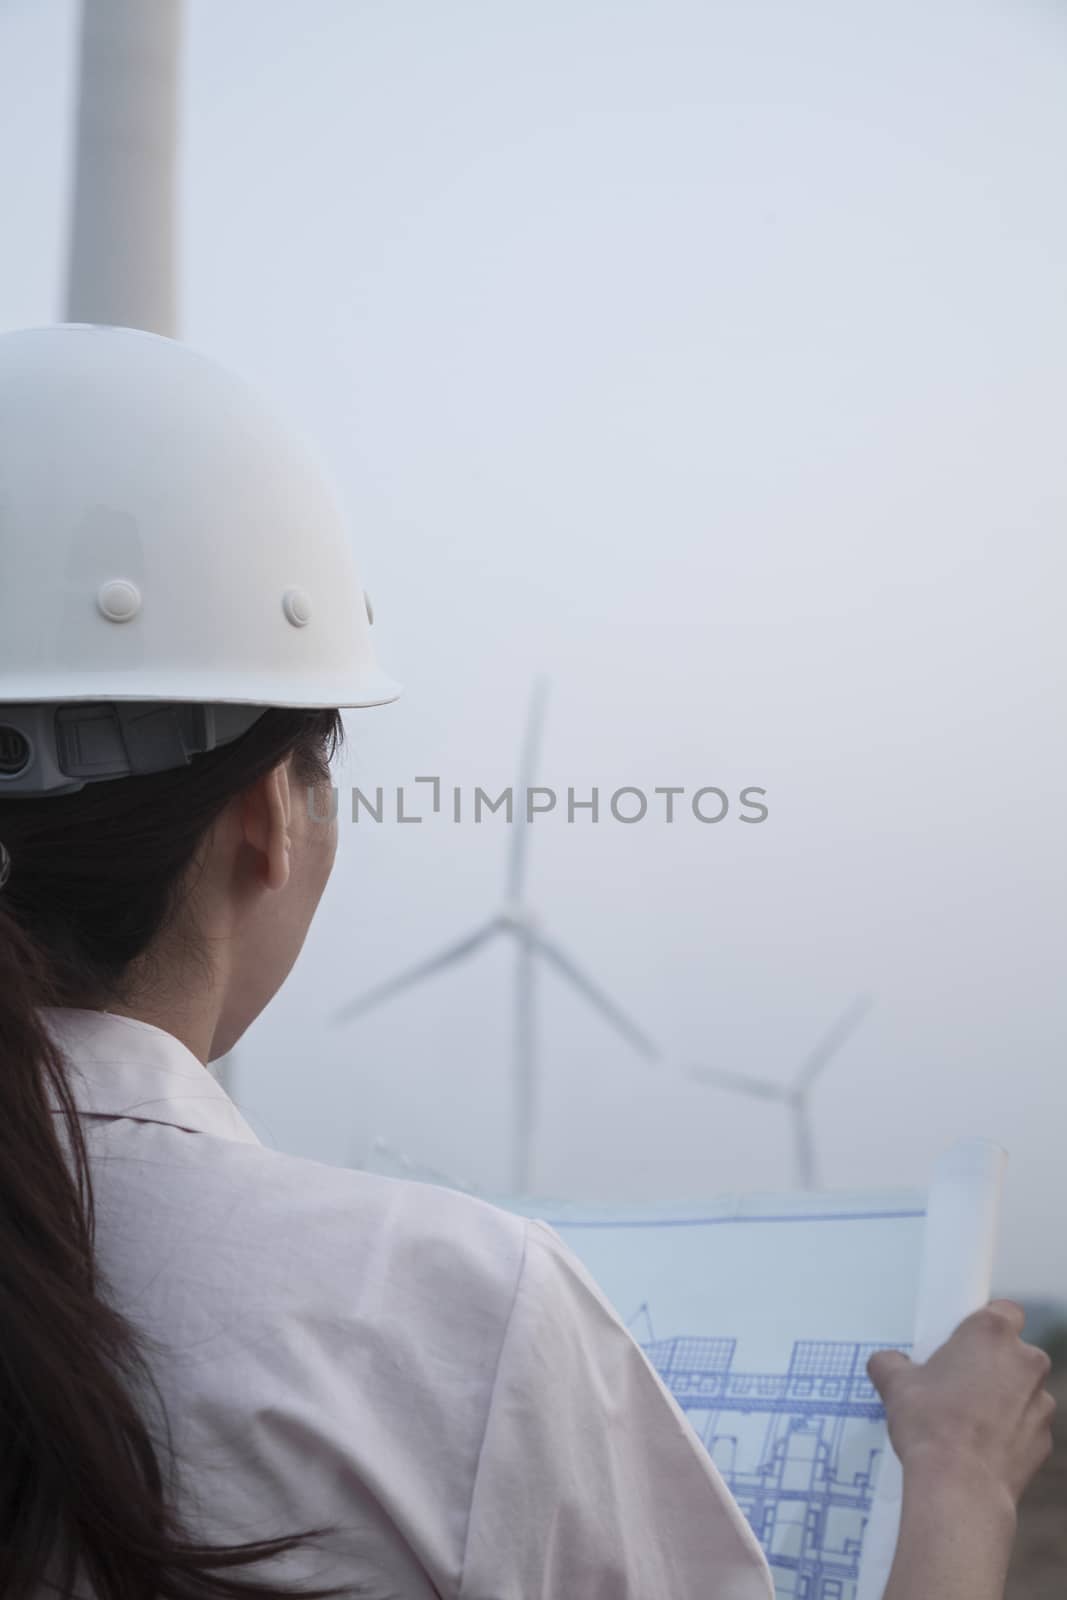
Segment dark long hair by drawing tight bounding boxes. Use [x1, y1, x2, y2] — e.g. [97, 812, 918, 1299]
[0, 706, 359, 1600]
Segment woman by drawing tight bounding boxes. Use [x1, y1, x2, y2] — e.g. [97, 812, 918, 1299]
[0, 324, 1054, 1599]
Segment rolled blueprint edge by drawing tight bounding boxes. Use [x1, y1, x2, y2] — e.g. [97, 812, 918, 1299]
[853, 1138, 1007, 1600]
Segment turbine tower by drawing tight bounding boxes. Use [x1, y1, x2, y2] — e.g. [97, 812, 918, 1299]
[686, 994, 874, 1189]
[65, 0, 184, 337]
[335, 678, 660, 1195]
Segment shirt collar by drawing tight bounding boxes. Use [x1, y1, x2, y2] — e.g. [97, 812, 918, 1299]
[39, 1006, 263, 1146]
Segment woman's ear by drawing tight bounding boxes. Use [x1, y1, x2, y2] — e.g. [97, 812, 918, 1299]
[239, 763, 292, 892]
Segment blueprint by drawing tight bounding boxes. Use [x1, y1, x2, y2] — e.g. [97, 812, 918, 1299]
[373, 1141, 1003, 1596]
[512, 1188, 927, 1600]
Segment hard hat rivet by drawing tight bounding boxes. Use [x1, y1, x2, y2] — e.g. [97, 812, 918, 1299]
[97, 579, 142, 623]
[364, 590, 374, 625]
[283, 587, 313, 627]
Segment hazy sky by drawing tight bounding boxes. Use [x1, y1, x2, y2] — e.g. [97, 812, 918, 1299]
[3, 0, 1065, 1295]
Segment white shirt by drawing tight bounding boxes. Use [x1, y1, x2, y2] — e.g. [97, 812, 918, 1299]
[42, 1006, 774, 1600]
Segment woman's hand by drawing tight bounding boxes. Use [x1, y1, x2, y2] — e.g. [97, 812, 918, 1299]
[868, 1299, 1056, 1507]
[868, 1302, 1056, 1600]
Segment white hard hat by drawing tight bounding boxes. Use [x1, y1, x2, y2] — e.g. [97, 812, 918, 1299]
[0, 323, 400, 794]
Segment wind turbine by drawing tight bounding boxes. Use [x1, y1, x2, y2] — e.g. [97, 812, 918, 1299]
[686, 994, 874, 1189]
[335, 677, 661, 1195]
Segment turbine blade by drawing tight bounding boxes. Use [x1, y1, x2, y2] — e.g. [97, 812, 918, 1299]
[686, 1065, 789, 1103]
[793, 994, 875, 1094]
[506, 676, 551, 903]
[333, 919, 501, 1024]
[531, 929, 660, 1063]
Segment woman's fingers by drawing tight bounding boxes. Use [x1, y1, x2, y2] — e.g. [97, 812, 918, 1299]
[1024, 1384, 1057, 1440]
[867, 1348, 911, 1401]
[1019, 1387, 1057, 1482]
[1023, 1341, 1053, 1393]
[985, 1298, 1027, 1335]
[863, 1302, 1059, 1506]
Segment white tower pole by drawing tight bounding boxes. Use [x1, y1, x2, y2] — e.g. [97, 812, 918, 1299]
[514, 920, 536, 1195]
[509, 680, 548, 1195]
[65, 0, 185, 336]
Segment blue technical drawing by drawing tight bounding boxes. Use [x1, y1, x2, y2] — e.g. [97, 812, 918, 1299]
[535, 1202, 926, 1596]
[637, 1328, 910, 1600]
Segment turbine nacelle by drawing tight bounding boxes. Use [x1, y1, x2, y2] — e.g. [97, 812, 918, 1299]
[498, 902, 539, 935]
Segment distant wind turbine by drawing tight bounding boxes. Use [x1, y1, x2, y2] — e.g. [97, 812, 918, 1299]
[334, 677, 661, 1195]
[686, 994, 874, 1189]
